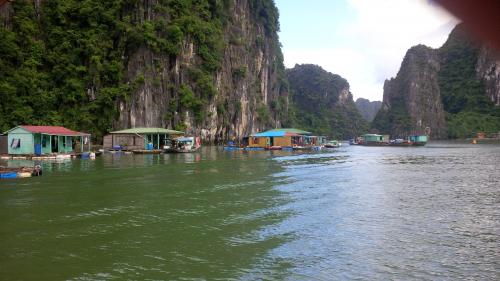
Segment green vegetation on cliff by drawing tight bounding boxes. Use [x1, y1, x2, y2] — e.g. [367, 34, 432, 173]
[0, 0, 226, 138]
[437, 26, 500, 138]
[371, 103, 413, 136]
[0, 0, 284, 140]
[287, 64, 367, 139]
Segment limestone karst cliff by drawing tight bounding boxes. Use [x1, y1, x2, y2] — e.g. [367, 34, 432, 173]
[373, 45, 446, 138]
[114, 0, 289, 142]
[373, 24, 500, 138]
[0, 0, 288, 142]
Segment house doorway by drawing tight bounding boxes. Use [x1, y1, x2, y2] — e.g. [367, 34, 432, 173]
[51, 135, 59, 153]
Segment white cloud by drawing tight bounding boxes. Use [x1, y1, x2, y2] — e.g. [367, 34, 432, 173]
[281, 0, 459, 102]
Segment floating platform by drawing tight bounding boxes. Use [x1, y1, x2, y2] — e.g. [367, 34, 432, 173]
[1, 152, 100, 160]
[0, 166, 42, 179]
[132, 149, 163, 154]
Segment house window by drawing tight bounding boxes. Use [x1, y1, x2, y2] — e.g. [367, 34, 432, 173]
[10, 138, 20, 149]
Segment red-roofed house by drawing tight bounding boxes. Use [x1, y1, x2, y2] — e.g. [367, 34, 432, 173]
[4, 125, 90, 155]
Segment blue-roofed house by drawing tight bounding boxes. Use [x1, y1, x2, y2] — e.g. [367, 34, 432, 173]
[247, 128, 312, 148]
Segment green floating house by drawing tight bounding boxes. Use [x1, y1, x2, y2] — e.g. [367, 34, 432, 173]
[5, 125, 91, 155]
[103, 128, 184, 150]
[362, 134, 389, 145]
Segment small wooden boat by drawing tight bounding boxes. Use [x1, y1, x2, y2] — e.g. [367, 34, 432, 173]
[165, 137, 201, 153]
[292, 145, 310, 150]
[0, 166, 42, 179]
[349, 138, 361, 145]
[266, 146, 282, 150]
[324, 140, 340, 148]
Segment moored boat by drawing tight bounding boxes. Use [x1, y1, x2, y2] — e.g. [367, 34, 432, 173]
[349, 138, 362, 145]
[389, 139, 413, 146]
[165, 137, 201, 153]
[266, 146, 282, 150]
[324, 140, 340, 148]
[292, 145, 309, 150]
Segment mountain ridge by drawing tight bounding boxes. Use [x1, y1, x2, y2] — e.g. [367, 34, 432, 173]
[287, 64, 368, 139]
[355, 98, 382, 122]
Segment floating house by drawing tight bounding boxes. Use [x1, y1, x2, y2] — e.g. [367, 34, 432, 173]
[4, 126, 91, 155]
[362, 134, 389, 146]
[246, 128, 313, 149]
[103, 127, 184, 150]
[408, 135, 428, 146]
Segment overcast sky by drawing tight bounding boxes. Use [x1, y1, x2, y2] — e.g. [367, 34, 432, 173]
[274, 0, 459, 102]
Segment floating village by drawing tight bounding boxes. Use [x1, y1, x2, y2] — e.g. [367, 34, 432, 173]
[0, 125, 433, 179]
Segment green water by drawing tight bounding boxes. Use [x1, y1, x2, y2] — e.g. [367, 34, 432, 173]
[0, 150, 292, 280]
[1, 143, 499, 280]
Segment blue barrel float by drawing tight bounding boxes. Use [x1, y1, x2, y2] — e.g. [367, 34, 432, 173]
[0, 172, 17, 179]
[147, 143, 154, 150]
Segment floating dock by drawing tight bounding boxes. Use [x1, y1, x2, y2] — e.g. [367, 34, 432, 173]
[0, 166, 42, 179]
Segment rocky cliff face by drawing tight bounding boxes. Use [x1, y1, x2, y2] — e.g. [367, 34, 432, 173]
[287, 64, 367, 138]
[374, 45, 446, 138]
[116, 0, 288, 142]
[373, 24, 500, 139]
[354, 98, 382, 122]
[476, 46, 500, 106]
[0, 0, 287, 142]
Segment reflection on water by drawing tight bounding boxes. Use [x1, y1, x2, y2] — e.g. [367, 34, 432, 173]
[246, 142, 500, 280]
[0, 143, 499, 280]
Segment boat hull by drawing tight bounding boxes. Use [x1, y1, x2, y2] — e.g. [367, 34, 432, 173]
[265, 146, 282, 150]
[362, 142, 389, 146]
[324, 145, 338, 148]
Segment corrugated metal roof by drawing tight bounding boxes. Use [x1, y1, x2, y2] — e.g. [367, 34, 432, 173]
[252, 128, 310, 137]
[265, 128, 312, 135]
[16, 125, 89, 136]
[252, 131, 300, 137]
[110, 127, 184, 135]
